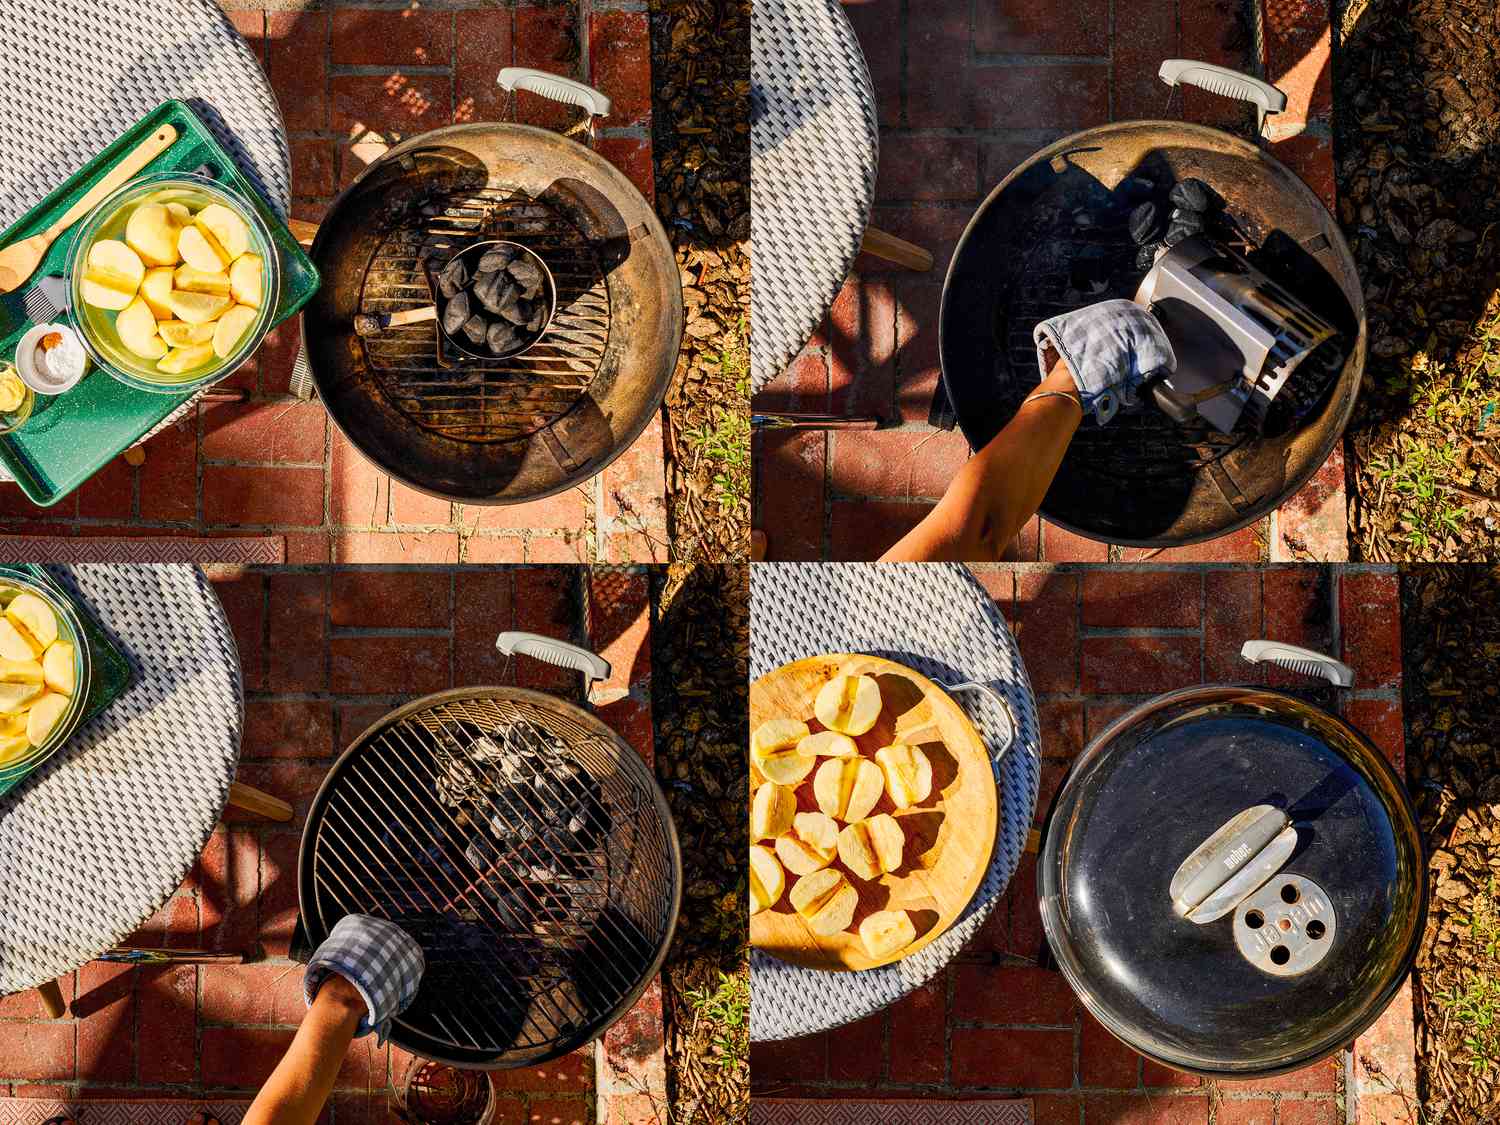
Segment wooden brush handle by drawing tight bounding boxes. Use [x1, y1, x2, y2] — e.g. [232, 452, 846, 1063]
[228, 780, 293, 822]
[388, 306, 437, 328]
[51, 124, 179, 235]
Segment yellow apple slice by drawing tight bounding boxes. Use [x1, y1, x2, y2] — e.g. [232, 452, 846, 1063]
[0, 679, 42, 714]
[0, 712, 24, 738]
[115, 296, 168, 360]
[0, 733, 29, 766]
[196, 203, 251, 261]
[0, 619, 37, 662]
[750, 844, 785, 915]
[212, 304, 258, 359]
[178, 223, 231, 272]
[230, 253, 264, 308]
[81, 239, 146, 310]
[875, 744, 933, 810]
[164, 289, 232, 325]
[140, 267, 177, 319]
[751, 717, 809, 757]
[751, 781, 797, 841]
[837, 814, 905, 880]
[814, 674, 882, 735]
[813, 757, 884, 822]
[158, 342, 216, 375]
[25, 691, 69, 745]
[173, 264, 232, 295]
[798, 730, 857, 758]
[0, 658, 43, 685]
[5, 593, 56, 651]
[858, 909, 916, 959]
[42, 643, 74, 696]
[124, 203, 181, 267]
[789, 868, 857, 937]
[751, 717, 814, 785]
[774, 811, 839, 876]
[165, 201, 193, 226]
[158, 320, 216, 348]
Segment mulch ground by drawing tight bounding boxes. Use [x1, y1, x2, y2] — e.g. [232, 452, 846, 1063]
[651, 0, 751, 563]
[1335, 0, 1500, 559]
[652, 564, 750, 1123]
[1400, 565, 1500, 1119]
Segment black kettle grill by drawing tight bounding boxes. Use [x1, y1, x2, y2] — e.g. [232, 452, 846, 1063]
[1037, 640, 1424, 1078]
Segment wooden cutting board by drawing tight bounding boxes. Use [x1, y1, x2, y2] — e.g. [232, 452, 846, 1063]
[750, 653, 999, 971]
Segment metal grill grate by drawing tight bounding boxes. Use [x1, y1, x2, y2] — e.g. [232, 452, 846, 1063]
[304, 694, 676, 1067]
[358, 190, 611, 443]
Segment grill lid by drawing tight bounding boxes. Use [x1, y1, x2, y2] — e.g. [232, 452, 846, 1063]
[1038, 643, 1424, 1077]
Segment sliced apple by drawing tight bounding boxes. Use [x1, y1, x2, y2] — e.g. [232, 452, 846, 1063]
[0, 679, 42, 714]
[164, 289, 232, 325]
[140, 267, 177, 319]
[875, 744, 933, 809]
[0, 733, 29, 767]
[196, 203, 251, 261]
[125, 203, 181, 267]
[81, 239, 146, 310]
[5, 593, 56, 652]
[774, 811, 839, 876]
[750, 716, 814, 785]
[751, 781, 797, 841]
[789, 868, 857, 937]
[0, 712, 26, 738]
[25, 691, 68, 745]
[0, 658, 43, 685]
[115, 296, 168, 360]
[749, 844, 785, 916]
[158, 320, 216, 347]
[814, 674, 882, 736]
[212, 304, 258, 359]
[42, 642, 74, 696]
[178, 223, 231, 272]
[165, 201, 193, 226]
[158, 342, 216, 375]
[813, 757, 884, 823]
[230, 253, 264, 308]
[858, 909, 916, 960]
[0, 620, 37, 663]
[837, 814, 905, 880]
[751, 717, 809, 758]
[798, 730, 857, 758]
[173, 264, 232, 295]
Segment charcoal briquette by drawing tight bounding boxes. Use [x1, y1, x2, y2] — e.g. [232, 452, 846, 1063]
[1163, 219, 1199, 247]
[441, 291, 470, 335]
[462, 313, 489, 345]
[1128, 201, 1161, 246]
[473, 271, 508, 314]
[1117, 176, 1156, 203]
[507, 259, 544, 299]
[1168, 178, 1219, 214]
[1168, 207, 1206, 237]
[1136, 242, 1165, 270]
[526, 308, 546, 334]
[497, 289, 526, 325]
[478, 246, 518, 272]
[487, 322, 519, 355]
[438, 257, 468, 296]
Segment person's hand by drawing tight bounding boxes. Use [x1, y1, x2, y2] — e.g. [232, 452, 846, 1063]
[303, 914, 425, 1043]
[1032, 299, 1175, 425]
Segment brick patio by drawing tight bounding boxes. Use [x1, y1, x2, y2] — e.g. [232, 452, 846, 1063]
[0, 2, 667, 565]
[752, 0, 1346, 563]
[0, 564, 664, 1125]
[750, 564, 1415, 1123]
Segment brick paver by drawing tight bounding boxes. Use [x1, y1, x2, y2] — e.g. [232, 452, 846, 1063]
[0, 3, 665, 564]
[0, 564, 663, 1125]
[750, 563, 1413, 1123]
[752, 0, 1345, 562]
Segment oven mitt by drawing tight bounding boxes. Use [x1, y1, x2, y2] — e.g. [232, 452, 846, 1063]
[303, 914, 425, 1044]
[1034, 299, 1176, 425]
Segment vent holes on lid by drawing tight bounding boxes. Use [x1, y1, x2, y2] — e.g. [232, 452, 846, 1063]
[1280, 883, 1300, 904]
[1307, 920, 1326, 940]
[1244, 910, 1264, 929]
[1269, 945, 1291, 966]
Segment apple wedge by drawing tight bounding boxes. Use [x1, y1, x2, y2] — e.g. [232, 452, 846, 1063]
[212, 304, 258, 359]
[165, 289, 232, 325]
[42, 643, 74, 696]
[125, 203, 181, 267]
[798, 730, 857, 758]
[230, 253, 263, 308]
[6, 593, 56, 650]
[750, 716, 814, 785]
[165, 201, 193, 226]
[80, 239, 146, 311]
[774, 811, 839, 876]
[789, 868, 857, 937]
[140, 266, 177, 319]
[0, 619, 37, 662]
[158, 342, 216, 375]
[813, 757, 884, 823]
[26, 692, 69, 745]
[178, 223, 232, 272]
[0, 733, 29, 767]
[116, 296, 168, 360]
[0, 658, 43, 685]
[196, 203, 251, 261]
[749, 844, 785, 915]
[858, 910, 916, 959]
[875, 744, 933, 809]
[0, 679, 42, 714]
[159, 320, 216, 348]
[814, 674, 882, 735]
[173, 265, 232, 296]
[751, 781, 796, 841]
[837, 814, 905, 880]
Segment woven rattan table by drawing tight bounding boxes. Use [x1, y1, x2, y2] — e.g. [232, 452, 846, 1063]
[749, 563, 1041, 1039]
[0, 0, 291, 481]
[750, 0, 879, 392]
[0, 565, 243, 995]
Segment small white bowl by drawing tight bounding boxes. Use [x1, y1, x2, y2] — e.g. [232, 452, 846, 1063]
[15, 323, 89, 395]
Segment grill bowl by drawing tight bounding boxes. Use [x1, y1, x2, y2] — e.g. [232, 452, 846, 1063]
[297, 687, 681, 1068]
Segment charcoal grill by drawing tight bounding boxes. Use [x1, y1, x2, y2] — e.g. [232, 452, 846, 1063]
[295, 633, 681, 1069]
[302, 77, 682, 504]
[939, 61, 1365, 547]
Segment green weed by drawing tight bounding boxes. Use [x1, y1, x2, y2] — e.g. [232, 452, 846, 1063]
[683, 970, 749, 1070]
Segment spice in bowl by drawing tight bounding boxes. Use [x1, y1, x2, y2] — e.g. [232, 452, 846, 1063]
[15, 323, 89, 395]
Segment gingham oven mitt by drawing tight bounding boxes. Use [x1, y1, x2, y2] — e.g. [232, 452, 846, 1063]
[304, 914, 425, 1042]
[1034, 299, 1176, 425]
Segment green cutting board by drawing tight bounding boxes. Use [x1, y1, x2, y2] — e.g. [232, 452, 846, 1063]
[0, 565, 132, 798]
[0, 100, 320, 506]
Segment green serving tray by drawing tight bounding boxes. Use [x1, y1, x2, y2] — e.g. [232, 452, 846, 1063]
[0, 565, 132, 798]
[0, 100, 320, 506]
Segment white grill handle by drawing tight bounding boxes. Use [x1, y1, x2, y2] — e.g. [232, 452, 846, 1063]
[1158, 59, 1287, 132]
[497, 68, 613, 118]
[496, 630, 611, 687]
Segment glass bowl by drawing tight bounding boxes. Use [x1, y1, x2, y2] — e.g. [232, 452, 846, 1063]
[0, 574, 93, 782]
[66, 171, 280, 394]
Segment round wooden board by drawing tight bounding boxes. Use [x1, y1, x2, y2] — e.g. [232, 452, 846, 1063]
[750, 653, 999, 971]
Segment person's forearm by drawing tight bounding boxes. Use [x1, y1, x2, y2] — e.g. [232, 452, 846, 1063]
[243, 974, 365, 1125]
[881, 361, 1082, 561]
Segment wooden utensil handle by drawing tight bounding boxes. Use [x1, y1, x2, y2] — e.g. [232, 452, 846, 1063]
[389, 306, 437, 328]
[286, 218, 320, 247]
[51, 124, 179, 234]
[228, 780, 293, 822]
[36, 978, 65, 1018]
